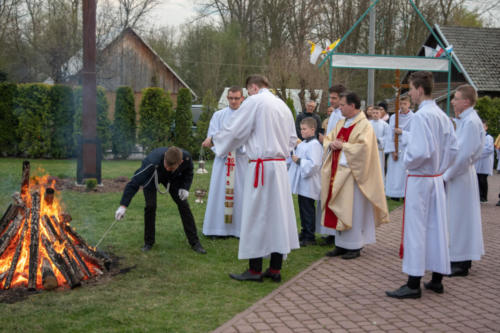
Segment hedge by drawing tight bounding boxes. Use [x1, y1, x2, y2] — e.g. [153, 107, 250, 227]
[476, 96, 500, 141]
[0, 83, 19, 156]
[173, 88, 193, 153]
[112, 86, 136, 159]
[49, 85, 75, 158]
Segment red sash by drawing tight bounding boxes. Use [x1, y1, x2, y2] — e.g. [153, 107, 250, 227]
[324, 124, 356, 229]
[249, 158, 286, 188]
[399, 173, 444, 259]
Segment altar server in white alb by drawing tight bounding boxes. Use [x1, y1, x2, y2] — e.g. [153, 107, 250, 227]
[288, 117, 323, 246]
[443, 84, 485, 278]
[384, 96, 414, 200]
[315, 84, 347, 246]
[370, 106, 390, 180]
[208, 75, 299, 283]
[386, 71, 458, 299]
[201, 86, 248, 238]
[475, 120, 494, 203]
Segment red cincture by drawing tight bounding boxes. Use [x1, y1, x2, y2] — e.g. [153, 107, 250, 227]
[249, 158, 285, 188]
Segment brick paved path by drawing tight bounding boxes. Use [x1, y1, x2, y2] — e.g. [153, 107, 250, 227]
[214, 174, 500, 333]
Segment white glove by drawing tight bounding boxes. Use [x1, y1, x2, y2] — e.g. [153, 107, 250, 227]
[115, 206, 126, 220]
[178, 189, 189, 201]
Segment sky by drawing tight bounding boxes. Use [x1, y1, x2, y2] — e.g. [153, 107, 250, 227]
[149, 0, 200, 28]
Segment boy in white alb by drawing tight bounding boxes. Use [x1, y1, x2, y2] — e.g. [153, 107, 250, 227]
[370, 106, 390, 180]
[288, 118, 323, 246]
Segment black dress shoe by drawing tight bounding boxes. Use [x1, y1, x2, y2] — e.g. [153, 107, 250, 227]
[318, 235, 335, 246]
[141, 244, 153, 252]
[300, 239, 317, 247]
[325, 246, 347, 257]
[449, 266, 468, 277]
[192, 242, 207, 254]
[496, 200, 500, 206]
[386, 285, 422, 299]
[229, 270, 263, 282]
[262, 268, 282, 282]
[424, 281, 444, 294]
[341, 250, 360, 260]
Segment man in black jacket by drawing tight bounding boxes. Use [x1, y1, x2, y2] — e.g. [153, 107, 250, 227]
[295, 100, 322, 141]
[115, 146, 206, 254]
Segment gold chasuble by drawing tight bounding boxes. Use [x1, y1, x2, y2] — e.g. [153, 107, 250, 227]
[495, 134, 500, 149]
[320, 111, 389, 231]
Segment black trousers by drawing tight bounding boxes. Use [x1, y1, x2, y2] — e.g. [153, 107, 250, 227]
[144, 186, 199, 247]
[249, 253, 283, 272]
[298, 195, 316, 241]
[477, 173, 488, 201]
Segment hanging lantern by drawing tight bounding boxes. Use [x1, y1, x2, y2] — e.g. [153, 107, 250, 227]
[196, 148, 209, 174]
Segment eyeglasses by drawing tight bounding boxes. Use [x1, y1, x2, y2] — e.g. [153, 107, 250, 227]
[227, 97, 241, 101]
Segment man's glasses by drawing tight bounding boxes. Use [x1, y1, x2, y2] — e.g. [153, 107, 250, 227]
[228, 97, 241, 100]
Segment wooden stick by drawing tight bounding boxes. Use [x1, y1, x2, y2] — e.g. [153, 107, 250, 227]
[28, 191, 41, 291]
[4, 219, 27, 289]
[41, 234, 80, 289]
[20, 161, 30, 196]
[0, 211, 25, 255]
[41, 258, 58, 290]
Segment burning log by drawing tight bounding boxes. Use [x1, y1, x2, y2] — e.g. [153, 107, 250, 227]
[20, 160, 30, 196]
[64, 223, 111, 270]
[4, 220, 27, 289]
[28, 191, 41, 291]
[50, 216, 91, 277]
[41, 234, 81, 289]
[44, 188, 55, 206]
[0, 193, 24, 232]
[0, 211, 25, 255]
[41, 258, 57, 290]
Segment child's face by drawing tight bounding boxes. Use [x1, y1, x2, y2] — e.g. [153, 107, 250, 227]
[371, 109, 380, 120]
[300, 124, 315, 138]
[400, 100, 410, 113]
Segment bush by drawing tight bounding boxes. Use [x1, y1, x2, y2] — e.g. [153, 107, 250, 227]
[195, 89, 217, 159]
[73, 86, 112, 156]
[174, 88, 193, 153]
[112, 86, 136, 159]
[15, 83, 53, 157]
[138, 87, 173, 154]
[286, 97, 296, 121]
[476, 96, 500, 140]
[49, 85, 75, 158]
[0, 83, 19, 156]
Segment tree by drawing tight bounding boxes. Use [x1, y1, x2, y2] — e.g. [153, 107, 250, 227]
[173, 88, 193, 153]
[138, 87, 173, 154]
[49, 84, 75, 158]
[0, 82, 19, 156]
[112, 86, 136, 159]
[195, 89, 218, 159]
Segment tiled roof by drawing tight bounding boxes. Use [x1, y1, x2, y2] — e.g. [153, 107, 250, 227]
[437, 26, 500, 92]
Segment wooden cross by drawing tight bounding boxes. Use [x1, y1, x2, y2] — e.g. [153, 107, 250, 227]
[381, 69, 409, 160]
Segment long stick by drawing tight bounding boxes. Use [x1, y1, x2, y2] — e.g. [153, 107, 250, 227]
[94, 219, 119, 248]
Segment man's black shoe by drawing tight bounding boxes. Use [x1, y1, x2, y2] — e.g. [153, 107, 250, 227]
[141, 244, 153, 252]
[341, 250, 360, 260]
[386, 285, 421, 299]
[449, 266, 468, 277]
[229, 270, 263, 282]
[262, 268, 282, 282]
[319, 235, 335, 246]
[424, 281, 444, 294]
[496, 200, 500, 206]
[192, 243, 207, 254]
[325, 246, 347, 257]
[300, 239, 317, 247]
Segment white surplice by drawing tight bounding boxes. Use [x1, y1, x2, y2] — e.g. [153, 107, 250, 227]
[444, 107, 485, 262]
[384, 111, 414, 198]
[202, 107, 248, 237]
[475, 134, 494, 175]
[288, 138, 323, 200]
[370, 119, 390, 180]
[403, 100, 458, 276]
[326, 108, 344, 135]
[212, 88, 299, 259]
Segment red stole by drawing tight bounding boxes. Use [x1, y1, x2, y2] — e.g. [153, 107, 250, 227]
[324, 123, 356, 229]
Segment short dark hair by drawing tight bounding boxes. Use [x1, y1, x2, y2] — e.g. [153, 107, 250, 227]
[409, 71, 434, 96]
[329, 84, 346, 95]
[228, 86, 243, 95]
[245, 75, 270, 88]
[300, 117, 317, 130]
[399, 95, 410, 102]
[164, 147, 182, 166]
[377, 101, 388, 111]
[455, 84, 477, 106]
[340, 91, 361, 109]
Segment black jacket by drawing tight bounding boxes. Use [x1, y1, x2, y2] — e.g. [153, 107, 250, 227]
[295, 112, 322, 140]
[120, 147, 193, 207]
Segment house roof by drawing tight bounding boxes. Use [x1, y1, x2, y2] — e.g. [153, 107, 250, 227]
[422, 25, 500, 92]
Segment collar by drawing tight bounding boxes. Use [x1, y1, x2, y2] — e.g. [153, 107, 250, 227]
[418, 99, 435, 110]
[458, 106, 474, 120]
[303, 136, 316, 142]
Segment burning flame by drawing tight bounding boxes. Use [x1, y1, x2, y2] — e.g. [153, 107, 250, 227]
[0, 172, 102, 290]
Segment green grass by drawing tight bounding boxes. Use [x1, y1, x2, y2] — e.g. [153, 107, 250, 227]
[0, 157, 402, 332]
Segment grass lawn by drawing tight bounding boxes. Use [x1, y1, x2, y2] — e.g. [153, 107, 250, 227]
[0, 158, 402, 332]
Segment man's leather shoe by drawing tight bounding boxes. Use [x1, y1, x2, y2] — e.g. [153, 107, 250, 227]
[229, 270, 263, 282]
[319, 235, 335, 246]
[325, 246, 347, 257]
[449, 266, 468, 277]
[192, 243, 207, 254]
[341, 250, 360, 260]
[141, 244, 153, 252]
[386, 285, 422, 299]
[496, 200, 500, 206]
[424, 281, 444, 294]
[300, 239, 317, 247]
[262, 268, 281, 282]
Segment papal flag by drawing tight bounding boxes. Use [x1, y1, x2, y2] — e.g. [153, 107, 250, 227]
[309, 41, 323, 64]
[323, 39, 340, 54]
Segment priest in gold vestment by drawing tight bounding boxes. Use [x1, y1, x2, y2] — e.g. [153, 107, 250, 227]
[321, 91, 389, 259]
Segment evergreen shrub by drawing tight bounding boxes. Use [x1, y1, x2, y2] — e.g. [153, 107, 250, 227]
[0, 83, 19, 156]
[174, 88, 193, 153]
[112, 86, 136, 159]
[49, 84, 75, 158]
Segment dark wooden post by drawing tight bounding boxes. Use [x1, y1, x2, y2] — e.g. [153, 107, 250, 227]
[78, 0, 101, 184]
